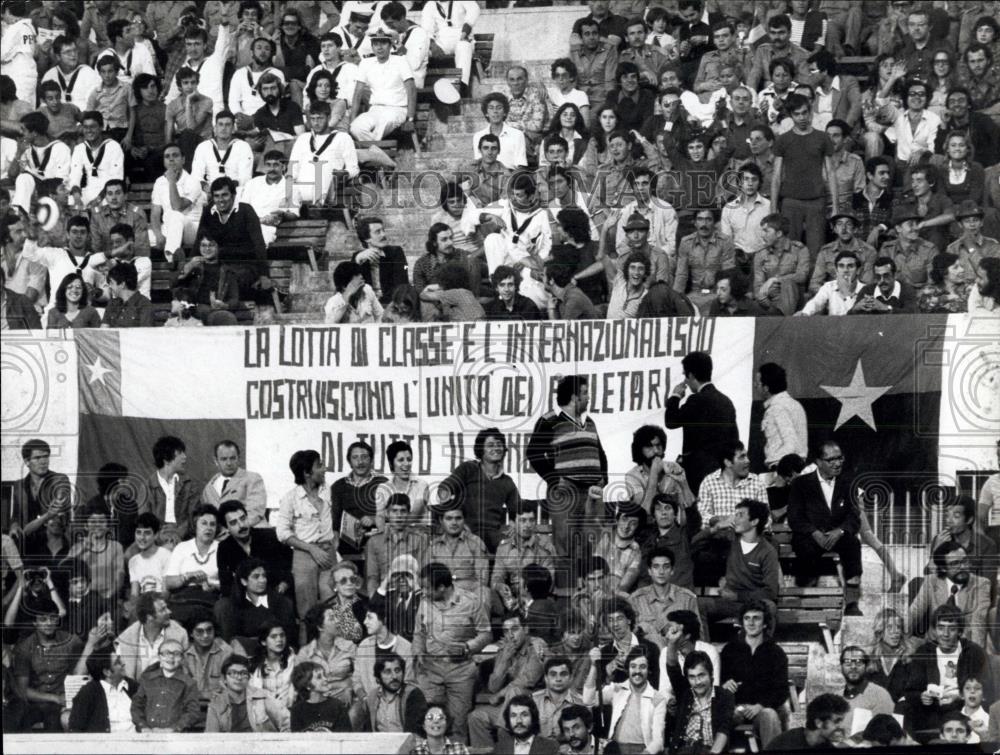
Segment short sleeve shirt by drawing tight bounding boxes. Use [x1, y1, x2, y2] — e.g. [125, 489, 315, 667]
[773, 129, 834, 201]
[357, 55, 414, 108]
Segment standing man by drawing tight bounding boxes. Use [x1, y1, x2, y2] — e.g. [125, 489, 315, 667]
[275, 449, 337, 638]
[141, 436, 198, 540]
[664, 351, 739, 496]
[7, 438, 71, 542]
[771, 93, 838, 259]
[350, 30, 416, 144]
[527, 375, 608, 583]
[788, 441, 863, 616]
[571, 18, 619, 119]
[757, 363, 809, 474]
[201, 440, 267, 527]
[720, 162, 770, 262]
[412, 562, 492, 744]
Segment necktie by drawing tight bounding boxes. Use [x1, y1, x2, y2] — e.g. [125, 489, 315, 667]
[221, 478, 230, 495]
[946, 584, 959, 607]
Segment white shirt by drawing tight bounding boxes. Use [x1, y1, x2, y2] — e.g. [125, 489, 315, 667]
[512, 738, 534, 755]
[241, 174, 298, 227]
[227, 66, 286, 116]
[615, 199, 678, 256]
[471, 197, 552, 266]
[0, 136, 17, 179]
[40, 64, 102, 107]
[935, 645, 961, 698]
[19, 240, 99, 313]
[165, 538, 221, 589]
[420, 1, 481, 38]
[86, 254, 152, 299]
[800, 279, 864, 316]
[394, 24, 431, 89]
[157, 471, 178, 524]
[128, 546, 172, 593]
[165, 23, 232, 113]
[546, 86, 590, 112]
[100, 679, 136, 732]
[69, 138, 124, 204]
[357, 54, 414, 108]
[818, 471, 836, 510]
[472, 124, 527, 168]
[151, 169, 206, 224]
[0, 18, 38, 91]
[336, 24, 373, 58]
[289, 130, 360, 203]
[885, 109, 942, 162]
[19, 140, 72, 183]
[813, 76, 839, 131]
[191, 138, 255, 195]
[304, 60, 359, 113]
[340, 2, 390, 33]
[96, 42, 156, 84]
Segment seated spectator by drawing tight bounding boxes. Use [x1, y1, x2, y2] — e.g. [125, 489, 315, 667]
[228, 37, 286, 124]
[101, 261, 153, 328]
[600, 598, 660, 690]
[130, 639, 201, 732]
[182, 613, 237, 706]
[927, 495, 997, 581]
[12, 598, 83, 731]
[592, 505, 644, 594]
[419, 261, 486, 322]
[191, 111, 255, 201]
[851, 255, 919, 314]
[89, 223, 152, 301]
[165, 19, 232, 115]
[932, 133, 986, 208]
[364, 494, 427, 598]
[473, 92, 527, 169]
[296, 601, 359, 708]
[602, 61, 655, 132]
[630, 545, 701, 649]
[373, 442, 430, 530]
[798, 250, 866, 315]
[205, 653, 290, 732]
[970, 257, 1000, 314]
[317, 559, 368, 645]
[35, 80, 82, 145]
[753, 213, 810, 316]
[249, 622, 296, 710]
[851, 712, 907, 747]
[674, 208, 735, 311]
[468, 612, 547, 748]
[353, 597, 413, 702]
[918, 251, 970, 313]
[128, 74, 166, 181]
[583, 645, 666, 755]
[483, 264, 543, 321]
[900, 604, 993, 742]
[767, 692, 850, 750]
[150, 144, 207, 264]
[65, 510, 124, 600]
[68, 111, 124, 209]
[40, 34, 99, 115]
[839, 645, 895, 734]
[380, 554, 422, 643]
[163, 504, 222, 627]
[194, 176, 269, 298]
[215, 559, 296, 648]
[412, 704, 469, 755]
[85, 56, 134, 144]
[638, 494, 695, 590]
[666, 650, 736, 754]
[910, 541, 991, 648]
[349, 29, 415, 149]
[707, 268, 767, 317]
[289, 660, 352, 732]
[960, 676, 990, 743]
[546, 59, 591, 123]
[493, 695, 559, 755]
[358, 651, 426, 734]
[865, 608, 919, 702]
[11, 112, 71, 217]
[289, 101, 360, 207]
[164, 68, 214, 166]
[250, 74, 306, 159]
[89, 179, 151, 260]
[352, 216, 409, 305]
[68, 649, 137, 732]
[720, 599, 788, 749]
[128, 513, 172, 602]
[174, 234, 244, 322]
[381, 284, 421, 324]
[928, 710, 973, 746]
[606, 251, 651, 318]
[325, 260, 384, 324]
[46, 271, 101, 329]
[541, 104, 597, 180]
[426, 505, 490, 593]
[303, 33, 358, 125]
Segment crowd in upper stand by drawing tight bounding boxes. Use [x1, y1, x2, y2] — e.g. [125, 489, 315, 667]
[1, 0, 999, 332]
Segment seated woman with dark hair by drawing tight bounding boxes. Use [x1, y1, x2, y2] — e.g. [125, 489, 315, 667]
[47, 272, 101, 329]
[215, 559, 296, 650]
[918, 252, 969, 313]
[541, 102, 597, 178]
[324, 260, 383, 323]
[249, 621, 296, 709]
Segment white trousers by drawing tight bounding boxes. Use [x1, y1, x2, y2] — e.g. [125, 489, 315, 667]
[261, 224, 277, 246]
[436, 28, 474, 84]
[12, 173, 37, 215]
[154, 208, 200, 255]
[483, 233, 548, 309]
[349, 105, 407, 142]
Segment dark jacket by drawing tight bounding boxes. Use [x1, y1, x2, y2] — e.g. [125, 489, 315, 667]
[217, 527, 293, 600]
[2, 288, 41, 329]
[194, 203, 267, 277]
[901, 638, 994, 710]
[353, 245, 409, 303]
[787, 470, 859, 538]
[131, 663, 201, 731]
[101, 292, 155, 328]
[663, 383, 739, 491]
[934, 112, 1000, 169]
[599, 634, 661, 690]
[139, 471, 199, 539]
[494, 730, 561, 754]
[68, 676, 139, 732]
[483, 293, 543, 321]
[666, 685, 736, 754]
[214, 591, 297, 647]
[364, 683, 427, 735]
[851, 280, 918, 314]
[719, 639, 789, 710]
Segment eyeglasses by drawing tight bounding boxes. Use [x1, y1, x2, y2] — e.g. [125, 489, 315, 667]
[821, 455, 845, 463]
[336, 577, 357, 585]
[160, 650, 183, 658]
[842, 659, 867, 666]
[907, 91, 927, 98]
[227, 670, 250, 678]
[425, 712, 447, 722]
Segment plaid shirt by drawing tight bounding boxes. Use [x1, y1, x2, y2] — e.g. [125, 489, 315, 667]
[696, 469, 769, 524]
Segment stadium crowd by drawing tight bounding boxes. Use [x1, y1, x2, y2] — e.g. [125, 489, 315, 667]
[1, 1, 1000, 753]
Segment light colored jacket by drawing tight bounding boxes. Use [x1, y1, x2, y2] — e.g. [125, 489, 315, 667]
[115, 620, 190, 681]
[201, 468, 268, 527]
[205, 685, 290, 732]
[582, 679, 666, 754]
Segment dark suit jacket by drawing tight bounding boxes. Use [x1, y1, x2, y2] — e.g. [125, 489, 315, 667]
[140, 472, 200, 539]
[901, 638, 994, 711]
[68, 677, 139, 732]
[787, 470, 859, 538]
[494, 731, 560, 755]
[663, 383, 739, 491]
[353, 245, 409, 303]
[2, 288, 41, 329]
[853, 280, 918, 313]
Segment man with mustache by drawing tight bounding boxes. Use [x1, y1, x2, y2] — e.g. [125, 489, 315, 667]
[215, 500, 292, 601]
[909, 541, 991, 648]
[361, 652, 427, 735]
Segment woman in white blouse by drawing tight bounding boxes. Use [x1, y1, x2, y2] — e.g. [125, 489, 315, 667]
[163, 503, 221, 623]
[374, 440, 430, 531]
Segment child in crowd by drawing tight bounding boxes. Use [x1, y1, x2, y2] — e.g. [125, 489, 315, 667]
[165, 67, 213, 168]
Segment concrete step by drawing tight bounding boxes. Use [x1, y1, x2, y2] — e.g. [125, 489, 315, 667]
[273, 311, 324, 324]
[289, 291, 335, 311]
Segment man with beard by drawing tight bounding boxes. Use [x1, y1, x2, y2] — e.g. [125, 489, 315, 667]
[624, 425, 695, 519]
[583, 645, 666, 755]
[361, 652, 427, 734]
[838, 646, 894, 734]
[240, 151, 299, 247]
[228, 37, 285, 124]
[747, 14, 811, 91]
[250, 75, 305, 157]
[933, 87, 1000, 169]
[494, 695, 559, 754]
[909, 541, 992, 648]
[351, 216, 409, 304]
[215, 500, 291, 600]
[289, 101, 359, 207]
[901, 605, 993, 742]
[850, 256, 918, 313]
[558, 705, 599, 755]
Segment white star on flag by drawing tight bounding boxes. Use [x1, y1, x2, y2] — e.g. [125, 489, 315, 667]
[84, 356, 113, 385]
[821, 361, 892, 431]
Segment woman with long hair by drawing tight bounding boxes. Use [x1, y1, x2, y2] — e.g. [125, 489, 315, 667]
[919, 252, 969, 312]
[324, 260, 383, 323]
[542, 102, 596, 176]
[249, 621, 296, 709]
[411, 704, 470, 755]
[926, 49, 957, 118]
[305, 70, 347, 129]
[930, 130, 986, 206]
[592, 105, 619, 161]
[866, 608, 919, 701]
[47, 273, 101, 329]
